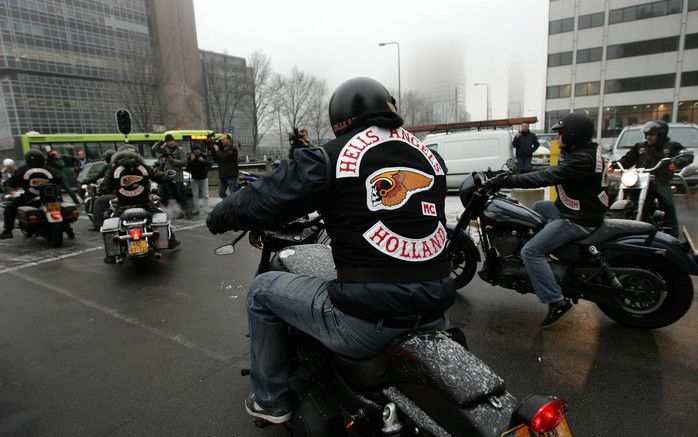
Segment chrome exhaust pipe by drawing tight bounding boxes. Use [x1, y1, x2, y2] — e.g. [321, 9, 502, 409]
[154, 252, 161, 259]
[116, 257, 124, 265]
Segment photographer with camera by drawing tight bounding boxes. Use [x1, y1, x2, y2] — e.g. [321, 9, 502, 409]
[151, 134, 192, 219]
[186, 143, 211, 215]
[211, 132, 239, 199]
[287, 128, 310, 160]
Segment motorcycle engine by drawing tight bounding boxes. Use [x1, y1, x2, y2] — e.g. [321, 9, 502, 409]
[488, 230, 527, 259]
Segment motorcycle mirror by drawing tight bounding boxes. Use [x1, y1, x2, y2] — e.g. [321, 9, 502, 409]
[214, 244, 236, 256]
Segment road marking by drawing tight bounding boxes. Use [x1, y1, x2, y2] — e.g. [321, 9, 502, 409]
[6, 269, 232, 362]
[0, 222, 207, 274]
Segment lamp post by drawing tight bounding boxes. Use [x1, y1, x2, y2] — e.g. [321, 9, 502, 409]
[474, 82, 490, 120]
[378, 41, 401, 109]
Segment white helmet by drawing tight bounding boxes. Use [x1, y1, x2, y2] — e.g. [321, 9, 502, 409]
[2, 158, 16, 171]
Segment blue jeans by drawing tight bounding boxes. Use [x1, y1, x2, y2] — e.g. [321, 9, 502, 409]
[516, 156, 532, 173]
[651, 183, 678, 237]
[247, 271, 447, 409]
[521, 201, 588, 304]
[218, 176, 238, 199]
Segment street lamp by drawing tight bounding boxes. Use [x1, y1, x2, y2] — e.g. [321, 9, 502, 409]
[378, 41, 401, 109]
[474, 82, 490, 120]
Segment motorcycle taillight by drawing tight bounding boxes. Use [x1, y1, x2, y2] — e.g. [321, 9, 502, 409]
[129, 228, 143, 240]
[530, 399, 567, 433]
[50, 212, 62, 220]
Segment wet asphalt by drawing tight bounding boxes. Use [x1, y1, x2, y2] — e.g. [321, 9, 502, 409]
[0, 194, 696, 437]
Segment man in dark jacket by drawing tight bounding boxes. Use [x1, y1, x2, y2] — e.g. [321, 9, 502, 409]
[151, 134, 191, 218]
[484, 113, 607, 327]
[512, 122, 539, 173]
[86, 149, 116, 231]
[2, 149, 74, 239]
[185, 143, 211, 214]
[100, 146, 179, 262]
[212, 133, 238, 199]
[206, 77, 454, 423]
[614, 120, 692, 237]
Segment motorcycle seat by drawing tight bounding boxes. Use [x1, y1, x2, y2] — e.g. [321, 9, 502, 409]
[574, 219, 656, 246]
[334, 331, 505, 407]
[120, 207, 151, 222]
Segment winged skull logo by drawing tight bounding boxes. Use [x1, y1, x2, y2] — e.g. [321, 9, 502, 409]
[29, 178, 49, 187]
[367, 168, 434, 210]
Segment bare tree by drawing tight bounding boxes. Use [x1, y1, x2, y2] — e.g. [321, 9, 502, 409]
[400, 90, 435, 126]
[276, 66, 320, 132]
[201, 52, 246, 133]
[112, 49, 164, 132]
[307, 79, 330, 145]
[243, 51, 277, 155]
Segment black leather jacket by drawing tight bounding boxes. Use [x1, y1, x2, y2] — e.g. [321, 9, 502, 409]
[618, 138, 689, 184]
[207, 115, 455, 319]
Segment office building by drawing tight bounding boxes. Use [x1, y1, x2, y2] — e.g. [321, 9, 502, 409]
[546, 0, 698, 139]
[199, 50, 254, 149]
[0, 0, 204, 156]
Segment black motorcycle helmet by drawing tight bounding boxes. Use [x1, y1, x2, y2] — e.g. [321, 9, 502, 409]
[550, 113, 595, 147]
[25, 149, 45, 168]
[642, 120, 669, 140]
[103, 149, 116, 163]
[328, 77, 397, 137]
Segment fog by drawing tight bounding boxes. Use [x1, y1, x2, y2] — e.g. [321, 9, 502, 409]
[194, 0, 549, 127]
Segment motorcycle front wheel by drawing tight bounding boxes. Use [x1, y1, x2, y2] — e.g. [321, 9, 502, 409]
[597, 256, 694, 329]
[447, 228, 479, 290]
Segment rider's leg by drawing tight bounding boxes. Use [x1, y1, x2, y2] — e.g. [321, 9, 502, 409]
[653, 183, 679, 237]
[533, 200, 561, 221]
[246, 271, 444, 416]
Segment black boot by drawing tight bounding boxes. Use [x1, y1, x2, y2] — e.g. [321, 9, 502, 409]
[103, 256, 116, 264]
[540, 298, 573, 327]
[0, 229, 13, 239]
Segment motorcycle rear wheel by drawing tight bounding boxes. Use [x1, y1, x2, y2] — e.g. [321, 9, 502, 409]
[597, 256, 693, 329]
[46, 223, 63, 248]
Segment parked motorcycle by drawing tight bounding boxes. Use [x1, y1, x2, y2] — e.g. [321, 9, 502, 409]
[214, 217, 574, 437]
[608, 151, 693, 231]
[447, 172, 696, 329]
[2, 184, 79, 247]
[100, 206, 173, 270]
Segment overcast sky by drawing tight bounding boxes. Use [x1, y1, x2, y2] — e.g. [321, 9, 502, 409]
[194, 0, 549, 127]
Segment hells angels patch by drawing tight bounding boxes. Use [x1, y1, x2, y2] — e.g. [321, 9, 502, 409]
[366, 167, 434, 211]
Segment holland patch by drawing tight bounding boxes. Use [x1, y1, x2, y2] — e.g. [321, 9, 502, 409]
[363, 221, 447, 262]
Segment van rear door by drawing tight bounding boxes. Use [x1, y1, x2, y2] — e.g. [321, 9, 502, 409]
[442, 136, 506, 188]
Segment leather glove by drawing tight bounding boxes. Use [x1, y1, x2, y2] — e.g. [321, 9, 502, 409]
[206, 208, 230, 235]
[482, 174, 508, 192]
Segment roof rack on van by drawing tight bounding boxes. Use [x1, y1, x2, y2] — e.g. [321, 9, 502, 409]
[405, 116, 538, 134]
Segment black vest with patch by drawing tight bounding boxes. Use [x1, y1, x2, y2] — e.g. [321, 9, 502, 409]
[19, 166, 56, 195]
[321, 125, 449, 283]
[112, 163, 151, 207]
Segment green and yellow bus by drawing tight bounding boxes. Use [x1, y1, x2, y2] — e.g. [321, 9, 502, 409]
[20, 130, 220, 160]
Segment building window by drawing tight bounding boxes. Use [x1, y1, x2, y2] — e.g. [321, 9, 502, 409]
[605, 73, 675, 93]
[546, 84, 572, 99]
[682, 70, 698, 87]
[689, 0, 698, 11]
[545, 109, 571, 131]
[548, 51, 573, 67]
[578, 12, 605, 30]
[678, 101, 698, 124]
[685, 33, 698, 50]
[575, 81, 601, 96]
[577, 47, 602, 63]
[609, 0, 683, 24]
[549, 17, 574, 34]
[606, 36, 679, 60]
[602, 103, 673, 137]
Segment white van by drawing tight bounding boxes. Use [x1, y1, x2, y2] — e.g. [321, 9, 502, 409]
[423, 130, 514, 189]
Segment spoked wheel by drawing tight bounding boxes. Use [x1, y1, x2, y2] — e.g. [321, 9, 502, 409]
[447, 228, 479, 290]
[596, 256, 694, 329]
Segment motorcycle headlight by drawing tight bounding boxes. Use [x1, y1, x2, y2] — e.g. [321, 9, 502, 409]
[621, 171, 639, 187]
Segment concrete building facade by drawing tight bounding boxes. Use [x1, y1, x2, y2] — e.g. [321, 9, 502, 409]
[546, 0, 698, 140]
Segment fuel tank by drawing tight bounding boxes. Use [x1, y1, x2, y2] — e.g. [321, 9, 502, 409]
[481, 197, 545, 231]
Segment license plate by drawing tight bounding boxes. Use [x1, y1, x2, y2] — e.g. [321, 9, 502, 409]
[47, 202, 61, 212]
[501, 418, 573, 437]
[127, 239, 148, 255]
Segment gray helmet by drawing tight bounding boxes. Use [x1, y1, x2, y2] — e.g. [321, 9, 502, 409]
[103, 149, 116, 163]
[641, 120, 669, 139]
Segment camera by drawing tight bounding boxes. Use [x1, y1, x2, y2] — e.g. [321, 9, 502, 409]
[288, 128, 303, 146]
[162, 151, 172, 158]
